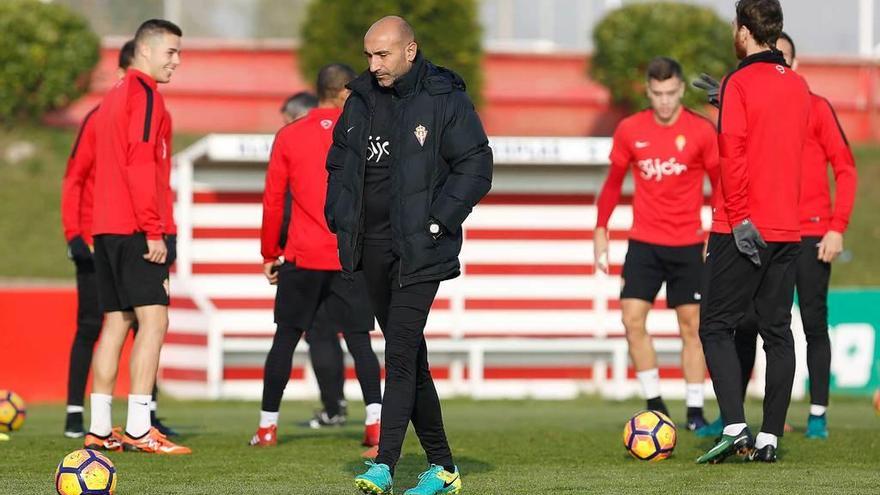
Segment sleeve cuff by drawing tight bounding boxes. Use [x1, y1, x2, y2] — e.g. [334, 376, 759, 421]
[146, 232, 164, 240]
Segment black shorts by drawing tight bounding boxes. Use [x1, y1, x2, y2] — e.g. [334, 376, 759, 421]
[93, 233, 170, 313]
[621, 239, 704, 308]
[274, 264, 374, 333]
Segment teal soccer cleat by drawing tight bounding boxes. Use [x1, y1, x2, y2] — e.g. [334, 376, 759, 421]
[355, 461, 393, 494]
[805, 414, 828, 439]
[695, 416, 724, 438]
[403, 465, 461, 495]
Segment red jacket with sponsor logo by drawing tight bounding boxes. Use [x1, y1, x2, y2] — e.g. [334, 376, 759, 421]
[597, 108, 720, 246]
[261, 108, 342, 269]
[92, 69, 176, 240]
[61, 106, 99, 244]
[800, 93, 858, 236]
[712, 50, 811, 242]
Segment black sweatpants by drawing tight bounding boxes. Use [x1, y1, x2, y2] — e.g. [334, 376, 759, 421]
[699, 233, 799, 436]
[735, 236, 832, 407]
[67, 259, 156, 407]
[361, 241, 453, 470]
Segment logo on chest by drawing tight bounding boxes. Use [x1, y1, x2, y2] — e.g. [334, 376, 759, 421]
[367, 136, 390, 162]
[414, 124, 428, 147]
[637, 157, 689, 181]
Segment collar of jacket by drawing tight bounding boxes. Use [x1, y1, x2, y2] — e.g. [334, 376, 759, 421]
[737, 49, 788, 70]
[347, 52, 466, 101]
[391, 51, 427, 98]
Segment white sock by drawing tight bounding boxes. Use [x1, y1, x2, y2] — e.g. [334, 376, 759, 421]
[66, 405, 84, 414]
[755, 432, 778, 449]
[89, 393, 113, 437]
[260, 410, 279, 428]
[150, 400, 158, 412]
[636, 368, 661, 399]
[722, 422, 747, 436]
[685, 383, 704, 408]
[126, 394, 153, 438]
[810, 404, 827, 416]
[365, 403, 382, 425]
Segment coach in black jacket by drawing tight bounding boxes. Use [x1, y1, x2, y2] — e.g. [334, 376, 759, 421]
[326, 15, 492, 493]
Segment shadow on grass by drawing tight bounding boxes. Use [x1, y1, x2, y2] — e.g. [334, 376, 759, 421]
[344, 453, 494, 479]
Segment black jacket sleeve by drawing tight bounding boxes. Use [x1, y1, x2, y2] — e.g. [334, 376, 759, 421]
[325, 101, 351, 233]
[431, 91, 493, 233]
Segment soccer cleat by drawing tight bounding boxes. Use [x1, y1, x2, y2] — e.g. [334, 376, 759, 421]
[805, 414, 828, 439]
[249, 425, 277, 447]
[748, 444, 778, 462]
[363, 422, 380, 447]
[404, 465, 461, 495]
[308, 409, 346, 429]
[83, 428, 123, 452]
[696, 427, 754, 464]
[355, 461, 393, 494]
[695, 416, 724, 438]
[64, 412, 85, 438]
[122, 427, 191, 454]
[686, 414, 709, 432]
[151, 414, 178, 437]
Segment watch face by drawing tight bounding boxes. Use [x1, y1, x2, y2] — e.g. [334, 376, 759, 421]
[430, 223, 439, 234]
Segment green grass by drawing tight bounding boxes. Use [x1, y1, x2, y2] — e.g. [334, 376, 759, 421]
[2, 398, 879, 494]
[1, 124, 879, 286]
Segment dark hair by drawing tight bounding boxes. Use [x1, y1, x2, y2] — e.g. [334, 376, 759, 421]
[280, 91, 318, 120]
[118, 39, 135, 70]
[134, 19, 183, 46]
[735, 0, 783, 47]
[645, 56, 683, 82]
[778, 31, 796, 60]
[316, 63, 356, 101]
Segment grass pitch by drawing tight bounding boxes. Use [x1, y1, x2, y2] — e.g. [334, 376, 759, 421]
[2, 397, 879, 494]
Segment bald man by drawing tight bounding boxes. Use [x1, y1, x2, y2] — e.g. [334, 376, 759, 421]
[326, 15, 492, 495]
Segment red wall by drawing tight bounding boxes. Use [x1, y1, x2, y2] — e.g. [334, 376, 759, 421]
[0, 288, 133, 404]
[48, 43, 880, 142]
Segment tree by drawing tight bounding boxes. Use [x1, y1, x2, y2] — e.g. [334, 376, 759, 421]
[591, 2, 735, 112]
[299, 0, 483, 104]
[0, 0, 100, 123]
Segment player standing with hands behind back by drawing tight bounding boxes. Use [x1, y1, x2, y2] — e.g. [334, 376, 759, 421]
[695, 0, 811, 464]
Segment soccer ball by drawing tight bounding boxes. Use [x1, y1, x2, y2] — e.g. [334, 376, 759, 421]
[623, 410, 677, 461]
[55, 449, 117, 495]
[0, 389, 26, 432]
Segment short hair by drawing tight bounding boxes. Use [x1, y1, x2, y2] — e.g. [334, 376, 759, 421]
[316, 63, 356, 101]
[134, 19, 183, 47]
[645, 57, 683, 82]
[118, 39, 135, 70]
[778, 31, 796, 60]
[735, 0, 784, 47]
[280, 92, 318, 120]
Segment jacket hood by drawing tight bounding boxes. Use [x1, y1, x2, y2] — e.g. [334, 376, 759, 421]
[347, 52, 466, 99]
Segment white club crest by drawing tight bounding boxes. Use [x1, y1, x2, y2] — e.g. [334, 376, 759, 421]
[414, 124, 428, 147]
[320, 119, 333, 129]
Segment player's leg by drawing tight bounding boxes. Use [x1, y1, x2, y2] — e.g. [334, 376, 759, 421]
[696, 234, 764, 464]
[620, 241, 666, 415]
[750, 242, 799, 461]
[250, 264, 322, 446]
[305, 325, 347, 427]
[733, 308, 760, 396]
[664, 242, 710, 429]
[796, 236, 832, 439]
[65, 258, 102, 437]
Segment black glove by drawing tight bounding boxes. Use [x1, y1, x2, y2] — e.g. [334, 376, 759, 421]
[165, 234, 177, 266]
[732, 219, 767, 267]
[67, 235, 92, 263]
[427, 218, 446, 240]
[692, 73, 720, 108]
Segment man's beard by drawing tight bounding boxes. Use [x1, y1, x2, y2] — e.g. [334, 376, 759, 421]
[734, 36, 747, 60]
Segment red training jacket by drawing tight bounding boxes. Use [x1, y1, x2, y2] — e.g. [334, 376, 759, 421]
[92, 69, 176, 240]
[61, 106, 99, 245]
[799, 93, 858, 236]
[261, 107, 342, 270]
[597, 108, 720, 246]
[713, 50, 811, 242]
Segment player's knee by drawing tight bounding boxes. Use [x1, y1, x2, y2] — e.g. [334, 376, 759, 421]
[622, 313, 647, 335]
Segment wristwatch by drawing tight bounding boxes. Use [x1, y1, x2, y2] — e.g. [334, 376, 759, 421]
[428, 219, 443, 240]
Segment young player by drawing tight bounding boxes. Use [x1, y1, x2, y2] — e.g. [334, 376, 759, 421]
[595, 57, 719, 432]
[250, 63, 382, 448]
[84, 19, 189, 454]
[61, 40, 175, 439]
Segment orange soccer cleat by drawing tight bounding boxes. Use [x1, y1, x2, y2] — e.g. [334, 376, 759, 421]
[362, 421, 380, 447]
[249, 425, 277, 447]
[122, 427, 191, 454]
[83, 427, 123, 452]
